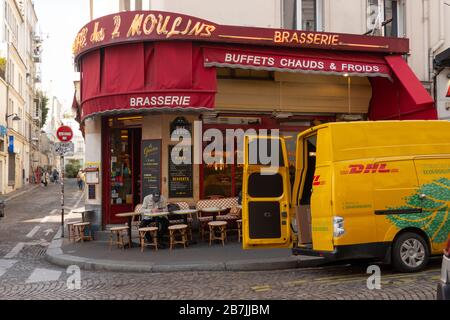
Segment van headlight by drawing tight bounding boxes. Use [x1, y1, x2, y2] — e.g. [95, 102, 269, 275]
[333, 216, 345, 238]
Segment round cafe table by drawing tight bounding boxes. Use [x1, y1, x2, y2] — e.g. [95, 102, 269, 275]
[142, 210, 170, 218]
[172, 209, 197, 225]
[200, 207, 226, 221]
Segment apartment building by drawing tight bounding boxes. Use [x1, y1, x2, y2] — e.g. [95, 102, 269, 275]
[0, 0, 43, 193]
[87, 0, 449, 120]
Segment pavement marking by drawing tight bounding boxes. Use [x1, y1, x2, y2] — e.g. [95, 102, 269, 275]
[26, 226, 41, 238]
[251, 285, 272, 292]
[72, 190, 85, 210]
[4, 242, 25, 259]
[0, 259, 17, 277]
[39, 209, 58, 223]
[26, 268, 62, 284]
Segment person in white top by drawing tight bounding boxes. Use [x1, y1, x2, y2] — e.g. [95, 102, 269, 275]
[139, 191, 169, 247]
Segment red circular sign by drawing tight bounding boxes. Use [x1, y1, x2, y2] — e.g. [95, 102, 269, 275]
[56, 126, 73, 142]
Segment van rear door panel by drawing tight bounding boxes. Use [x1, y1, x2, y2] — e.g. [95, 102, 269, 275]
[242, 135, 292, 249]
[311, 165, 334, 251]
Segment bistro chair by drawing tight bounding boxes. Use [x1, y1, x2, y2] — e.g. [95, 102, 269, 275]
[197, 211, 214, 241]
[109, 226, 130, 250]
[216, 206, 241, 239]
[66, 221, 82, 242]
[236, 219, 242, 243]
[168, 224, 188, 250]
[73, 222, 93, 242]
[138, 226, 159, 252]
[130, 204, 143, 232]
[208, 221, 227, 246]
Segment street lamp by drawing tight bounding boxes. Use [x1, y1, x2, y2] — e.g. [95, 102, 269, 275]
[6, 113, 21, 122]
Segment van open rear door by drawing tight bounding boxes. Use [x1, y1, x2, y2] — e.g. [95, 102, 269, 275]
[242, 135, 292, 249]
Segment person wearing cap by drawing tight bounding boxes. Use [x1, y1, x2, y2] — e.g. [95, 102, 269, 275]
[139, 191, 169, 247]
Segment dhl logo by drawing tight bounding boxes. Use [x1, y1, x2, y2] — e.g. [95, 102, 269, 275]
[313, 175, 326, 186]
[341, 163, 399, 175]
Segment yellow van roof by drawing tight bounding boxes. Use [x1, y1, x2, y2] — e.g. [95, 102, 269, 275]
[309, 120, 450, 161]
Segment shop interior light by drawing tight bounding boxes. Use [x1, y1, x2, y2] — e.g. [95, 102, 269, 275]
[272, 112, 293, 119]
[343, 73, 349, 77]
[116, 116, 143, 121]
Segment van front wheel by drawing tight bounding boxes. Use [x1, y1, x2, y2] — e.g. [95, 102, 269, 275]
[392, 232, 429, 273]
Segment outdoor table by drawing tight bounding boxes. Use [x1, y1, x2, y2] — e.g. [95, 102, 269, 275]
[115, 211, 142, 248]
[71, 207, 94, 222]
[172, 209, 197, 225]
[142, 210, 170, 218]
[200, 207, 227, 221]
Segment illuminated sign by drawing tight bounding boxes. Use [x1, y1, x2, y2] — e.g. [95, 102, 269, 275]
[73, 11, 409, 59]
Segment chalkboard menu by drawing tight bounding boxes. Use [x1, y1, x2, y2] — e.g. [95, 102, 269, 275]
[141, 139, 161, 199]
[88, 184, 96, 200]
[168, 145, 193, 198]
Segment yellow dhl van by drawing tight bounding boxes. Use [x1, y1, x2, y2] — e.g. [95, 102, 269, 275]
[242, 121, 450, 272]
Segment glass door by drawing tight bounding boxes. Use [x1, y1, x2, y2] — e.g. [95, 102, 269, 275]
[110, 128, 134, 214]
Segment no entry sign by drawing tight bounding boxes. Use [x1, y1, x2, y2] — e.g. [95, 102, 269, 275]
[56, 126, 73, 142]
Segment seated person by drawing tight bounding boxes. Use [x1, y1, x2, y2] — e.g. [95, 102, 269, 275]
[139, 191, 169, 247]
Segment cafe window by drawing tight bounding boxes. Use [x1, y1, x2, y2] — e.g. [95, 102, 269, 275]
[366, 0, 405, 37]
[283, 0, 323, 31]
[202, 132, 244, 199]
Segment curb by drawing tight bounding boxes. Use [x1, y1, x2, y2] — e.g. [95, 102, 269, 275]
[45, 229, 325, 273]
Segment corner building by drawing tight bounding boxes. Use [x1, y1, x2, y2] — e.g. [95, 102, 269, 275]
[73, 11, 436, 229]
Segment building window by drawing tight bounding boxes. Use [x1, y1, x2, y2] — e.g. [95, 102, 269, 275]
[366, 0, 405, 37]
[283, 0, 323, 31]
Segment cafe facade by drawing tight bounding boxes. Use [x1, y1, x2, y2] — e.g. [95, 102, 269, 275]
[72, 10, 437, 228]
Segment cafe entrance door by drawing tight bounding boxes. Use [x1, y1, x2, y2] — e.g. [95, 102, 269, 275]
[102, 117, 142, 225]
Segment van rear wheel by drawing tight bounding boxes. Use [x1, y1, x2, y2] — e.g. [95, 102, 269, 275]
[392, 232, 429, 273]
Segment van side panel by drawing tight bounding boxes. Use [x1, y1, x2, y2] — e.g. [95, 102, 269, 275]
[414, 158, 450, 254]
[373, 159, 420, 244]
[332, 159, 376, 247]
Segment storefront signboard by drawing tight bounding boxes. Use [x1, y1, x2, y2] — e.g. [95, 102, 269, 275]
[168, 145, 193, 198]
[141, 139, 161, 199]
[73, 11, 409, 59]
[203, 48, 391, 78]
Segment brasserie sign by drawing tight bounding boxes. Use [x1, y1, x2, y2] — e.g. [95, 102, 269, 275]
[73, 11, 408, 58]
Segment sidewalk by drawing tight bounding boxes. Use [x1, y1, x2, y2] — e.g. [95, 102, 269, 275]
[46, 229, 325, 273]
[2, 183, 41, 203]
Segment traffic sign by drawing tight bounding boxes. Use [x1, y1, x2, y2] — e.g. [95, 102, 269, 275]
[56, 126, 73, 142]
[55, 142, 74, 156]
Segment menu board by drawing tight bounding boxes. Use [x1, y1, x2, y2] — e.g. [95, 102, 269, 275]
[168, 145, 193, 198]
[141, 139, 161, 199]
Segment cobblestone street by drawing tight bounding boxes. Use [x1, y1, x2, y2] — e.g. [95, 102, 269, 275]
[0, 181, 441, 300]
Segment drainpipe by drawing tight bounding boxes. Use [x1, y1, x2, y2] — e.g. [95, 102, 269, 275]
[423, 0, 429, 82]
[429, 0, 445, 98]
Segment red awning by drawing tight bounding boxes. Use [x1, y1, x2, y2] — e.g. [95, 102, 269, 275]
[368, 56, 436, 120]
[79, 42, 217, 121]
[203, 46, 392, 78]
[447, 84, 450, 97]
[384, 56, 434, 107]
